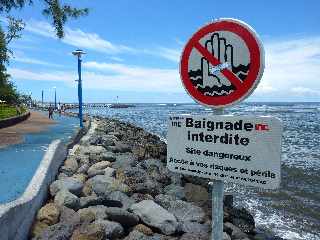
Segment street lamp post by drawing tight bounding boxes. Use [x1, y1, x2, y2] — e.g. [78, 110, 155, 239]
[53, 87, 57, 109]
[42, 90, 44, 108]
[72, 49, 86, 128]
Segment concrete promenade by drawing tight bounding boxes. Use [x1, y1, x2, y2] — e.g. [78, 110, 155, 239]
[0, 111, 56, 148]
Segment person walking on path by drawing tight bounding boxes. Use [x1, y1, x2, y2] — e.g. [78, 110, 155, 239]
[48, 105, 54, 119]
[57, 102, 62, 116]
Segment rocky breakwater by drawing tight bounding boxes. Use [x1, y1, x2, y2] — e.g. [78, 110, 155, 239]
[30, 117, 282, 240]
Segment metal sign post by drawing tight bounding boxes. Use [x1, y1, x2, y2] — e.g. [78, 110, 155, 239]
[211, 107, 224, 240]
[212, 179, 224, 240]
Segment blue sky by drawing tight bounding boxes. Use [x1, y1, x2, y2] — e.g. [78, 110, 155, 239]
[2, 0, 320, 103]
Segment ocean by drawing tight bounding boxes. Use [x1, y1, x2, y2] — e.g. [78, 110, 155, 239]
[73, 102, 320, 240]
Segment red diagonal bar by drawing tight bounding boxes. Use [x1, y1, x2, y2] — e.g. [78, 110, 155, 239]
[194, 42, 243, 89]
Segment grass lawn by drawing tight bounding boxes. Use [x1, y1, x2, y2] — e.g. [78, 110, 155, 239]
[0, 104, 26, 120]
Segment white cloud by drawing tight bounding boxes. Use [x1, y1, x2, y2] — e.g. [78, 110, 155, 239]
[12, 55, 63, 67]
[290, 87, 320, 96]
[153, 47, 181, 62]
[252, 36, 320, 99]
[8, 62, 182, 92]
[25, 20, 182, 61]
[25, 20, 136, 54]
[8, 68, 74, 82]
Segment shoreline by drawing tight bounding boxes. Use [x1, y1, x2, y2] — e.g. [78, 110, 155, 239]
[29, 116, 284, 240]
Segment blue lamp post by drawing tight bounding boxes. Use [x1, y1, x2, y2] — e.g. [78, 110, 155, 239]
[53, 87, 57, 109]
[42, 90, 44, 107]
[72, 49, 86, 128]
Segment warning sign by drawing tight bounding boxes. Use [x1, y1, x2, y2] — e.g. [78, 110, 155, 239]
[167, 115, 282, 189]
[180, 18, 265, 108]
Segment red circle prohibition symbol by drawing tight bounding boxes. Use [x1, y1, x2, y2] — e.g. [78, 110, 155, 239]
[180, 19, 265, 108]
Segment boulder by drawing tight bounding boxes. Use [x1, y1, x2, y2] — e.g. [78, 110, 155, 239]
[82, 180, 93, 197]
[105, 207, 139, 227]
[94, 220, 124, 239]
[91, 176, 130, 196]
[123, 167, 161, 196]
[224, 222, 248, 239]
[155, 195, 205, 223]
[112, 141, 131, 153]
[71, 223, 105, 240]
[50, 178, 83, 197]
[229, 208, 255, 233]
[71, 173, 87, 183]
[87, 161, 112, 176]
[104, 167, 116, 177]
[129, 200, 178, 235]
[78, 205, 108, 222]
[77, 163, 90, 174]
[138, 159, 170, 185]
[133, 179, 161, 196]
[84, 145, 106, 155]
[101, 152, 116, 162]
[59, 206, 81, 227]
[107, 191, 135, 210]
[179, 233, 207, 240]
[79, 195, 122, 209]
[112, 153, 135, 169]
[60, 157, 78, 175]
[134, 224, 153, 236]
[35, 222, 74, 240]
[30, 221, 49, 238]
[102, 136, 116, 148]
[163, 184, 185, 200]
[36, 203, 60, 225]
[57, 172, 69, 180]
[184, 183, 208, 203]
[177, 221, 210, 236]
[123, 230, 147, 240]
[131, 193, 154, 202]
[54, 190, 80, 209]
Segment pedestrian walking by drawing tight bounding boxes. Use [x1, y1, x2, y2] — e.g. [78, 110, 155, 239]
[57, 102, 62, 116]
[48, 105, 54, 119]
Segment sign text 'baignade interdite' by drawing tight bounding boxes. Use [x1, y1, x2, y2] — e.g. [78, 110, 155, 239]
[167, 115, 282, 189]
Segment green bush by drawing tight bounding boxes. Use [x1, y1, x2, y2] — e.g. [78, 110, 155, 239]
[0, 104, 26, 120]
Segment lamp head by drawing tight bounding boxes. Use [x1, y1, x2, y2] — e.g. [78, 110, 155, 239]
[72, 49, 86, 57]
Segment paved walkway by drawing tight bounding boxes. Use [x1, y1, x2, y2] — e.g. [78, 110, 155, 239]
[0, 111, 56, 148]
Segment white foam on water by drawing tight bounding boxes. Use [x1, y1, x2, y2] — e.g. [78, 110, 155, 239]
[242, 198, 319, 240]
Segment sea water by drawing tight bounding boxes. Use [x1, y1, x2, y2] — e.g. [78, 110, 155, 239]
[76, 102, 320, 240]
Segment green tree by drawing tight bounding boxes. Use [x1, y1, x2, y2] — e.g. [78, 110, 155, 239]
[0, 24, 18, 104]
[0, 0, 88, 104]
[0, 0, 89, 38]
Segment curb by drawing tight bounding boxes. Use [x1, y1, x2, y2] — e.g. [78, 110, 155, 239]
[0, 111, 30, 129]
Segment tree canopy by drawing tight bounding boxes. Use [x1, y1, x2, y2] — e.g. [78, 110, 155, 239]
[0, 0, 88, 104]
[0, 0, 89, 38]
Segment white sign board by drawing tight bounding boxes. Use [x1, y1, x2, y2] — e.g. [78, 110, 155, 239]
[167, 114, 282, 189]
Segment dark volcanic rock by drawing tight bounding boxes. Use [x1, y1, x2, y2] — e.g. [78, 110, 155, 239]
[107, 191, 136, 210]
[229, 207, 255, 233]
[155, 194, 206, 223]
[129, 200, 178, 235]
[35, 222, 74, 240]
[105, 207, 139, 227]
